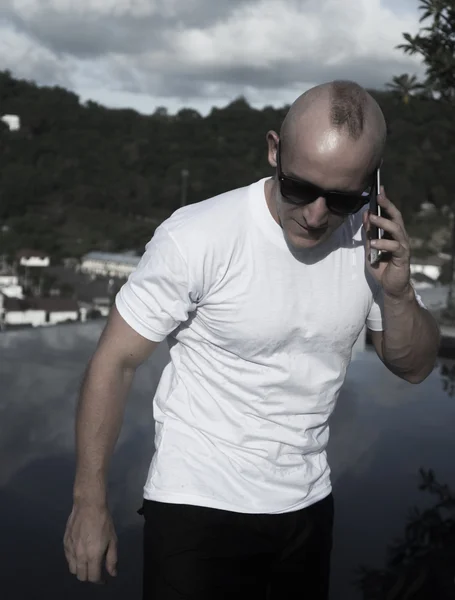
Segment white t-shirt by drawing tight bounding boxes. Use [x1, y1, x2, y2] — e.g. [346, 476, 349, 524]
[116, 177, 385, 514]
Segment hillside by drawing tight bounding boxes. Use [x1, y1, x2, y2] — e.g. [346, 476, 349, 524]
[1, 70, 454, 259]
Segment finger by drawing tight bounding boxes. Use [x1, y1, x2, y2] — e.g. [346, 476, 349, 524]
[363, 211, 374, 261]
[68, 557, 77, 576]
[362, 210, 372, 241]
[369, 214, 406, 242]
[377, 188, 405, 226]
[87, 556, 103, 584]
[105, 539, 118, 577]
[63, 532, 77, 575]
[370, 238, 406, 258]
[64, 544, 77, 575]
[76, 561, 88, 582]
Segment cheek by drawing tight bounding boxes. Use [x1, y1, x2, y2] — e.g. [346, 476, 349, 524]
[277, 200, 295, 223]
[328, 215, 345, 230]
[276, 198, 288, 225]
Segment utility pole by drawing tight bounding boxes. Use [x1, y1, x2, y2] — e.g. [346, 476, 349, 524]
[447, 207, 455, 312]
[181, 169, 189, 208]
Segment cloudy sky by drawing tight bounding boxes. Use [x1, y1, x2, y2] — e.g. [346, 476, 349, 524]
[0, 0, 425, 115]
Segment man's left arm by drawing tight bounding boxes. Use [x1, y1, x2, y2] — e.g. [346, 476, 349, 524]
[370, 287, 440, 384]
[364, 187, 440, 384]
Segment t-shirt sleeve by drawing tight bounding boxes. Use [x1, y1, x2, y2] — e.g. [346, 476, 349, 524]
[366, 287, 384, 332]
[366, 285, 427, 332]
[115, 226, 198, 342]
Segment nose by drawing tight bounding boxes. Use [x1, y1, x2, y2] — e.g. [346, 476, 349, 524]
[302, 196, 329, 229]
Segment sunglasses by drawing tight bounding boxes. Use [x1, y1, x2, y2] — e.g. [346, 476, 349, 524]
[276, 142, 377, 216]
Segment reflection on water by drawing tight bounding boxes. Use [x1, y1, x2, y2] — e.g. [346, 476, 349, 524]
[355, 468, 455, 599]
[1, 323, 454, 599]
[440, 362, 455, 398]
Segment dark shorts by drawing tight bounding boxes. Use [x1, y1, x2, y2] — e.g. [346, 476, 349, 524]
[139, 493, 334, 600]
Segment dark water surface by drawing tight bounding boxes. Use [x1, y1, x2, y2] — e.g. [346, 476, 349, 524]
[1, 323, 454, 599]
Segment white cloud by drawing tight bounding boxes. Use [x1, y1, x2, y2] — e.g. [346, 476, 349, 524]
[11, 0, 160, 18]
[0, 19, 69, 85]
[168, 0, 421, 71]
[1, 0, 425, 115]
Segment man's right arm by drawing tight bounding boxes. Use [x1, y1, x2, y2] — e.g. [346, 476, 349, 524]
[65, 222, 200, 583]
[64, 306, 159, 583]
[73, 305, 158, 506]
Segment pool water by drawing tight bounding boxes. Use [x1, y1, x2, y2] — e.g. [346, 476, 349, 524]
[1, 323, 454, 599]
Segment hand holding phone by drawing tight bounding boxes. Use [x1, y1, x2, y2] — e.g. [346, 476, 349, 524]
[369, 169, 383, 264]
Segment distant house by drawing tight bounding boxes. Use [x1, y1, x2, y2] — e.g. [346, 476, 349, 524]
[410, 254, 449, 282]
[0, 274, 23, 299]
[0, 294, 80, 328]
[417, 202, 437, 218]
[46, 265, 122, 319]
[0, 275, 18, 286]
[91, 296, 111, 317]
[411, 272, 438, 290]
[1, 114, 20, 131]
[81, 252, 140, 278]
[17, 249, 50, 268]
[414, 285, 449, 312]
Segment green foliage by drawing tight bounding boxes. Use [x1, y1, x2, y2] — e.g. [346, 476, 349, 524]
[386, 74, 424, 104]
[0, 70, 454, 257]
[397, 0, 455, 103]
[394, 0, 455, 308]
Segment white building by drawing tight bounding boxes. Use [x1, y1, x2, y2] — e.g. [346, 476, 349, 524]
[0, 275, 23, 299]
[0, 294, 80, 328]
[1, 114, 20, 131]
[0, 285, 23, 299]
[410, 254, 448, 282]
[81, 252, 140, 278]
[0, 275, 17, 287]
[17, 250, 50, 268]
[92, 296, 112, 317]
[414, 285, 449, 312]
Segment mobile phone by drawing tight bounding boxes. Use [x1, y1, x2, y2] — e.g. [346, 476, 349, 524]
[369, 169, 382, 264]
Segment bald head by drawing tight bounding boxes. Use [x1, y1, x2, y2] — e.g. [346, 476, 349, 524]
[265, 81, 387, 251]
[280, 80, 386, 167]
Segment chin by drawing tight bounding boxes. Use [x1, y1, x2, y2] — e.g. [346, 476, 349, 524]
[285, 229, 330, 251]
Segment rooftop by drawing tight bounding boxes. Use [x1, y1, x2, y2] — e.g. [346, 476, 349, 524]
[47, 266, 123, 302]
[16, 249, 50, 259]
[2, 295, 79, 313]
[82, 251, 141, 266]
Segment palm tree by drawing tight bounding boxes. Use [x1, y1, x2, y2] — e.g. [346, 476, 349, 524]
[386, 74, 423, 104]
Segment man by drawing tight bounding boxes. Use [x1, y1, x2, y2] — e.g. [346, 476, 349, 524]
[64, 80, 440, 599]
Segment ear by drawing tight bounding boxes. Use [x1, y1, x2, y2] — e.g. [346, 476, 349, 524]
[266, 130, 279, 169]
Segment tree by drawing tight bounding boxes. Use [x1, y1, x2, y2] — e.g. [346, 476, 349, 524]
[394, 0, 455, 310]
[0, 70, 453, 261]
[397, 0, 455, 103]
[386, 74, 423, 104]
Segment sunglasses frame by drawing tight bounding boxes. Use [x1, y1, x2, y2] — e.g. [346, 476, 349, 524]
[276, 141, 377, 216]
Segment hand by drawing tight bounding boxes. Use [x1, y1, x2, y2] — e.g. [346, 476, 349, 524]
[63, 502, 118, 584]
[363, 186, 412, 298]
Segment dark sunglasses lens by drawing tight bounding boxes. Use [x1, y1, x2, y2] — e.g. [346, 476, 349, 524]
[280, 174, 370, 215]
[280, 178, 319, 205]
[326, 193, 367, 215]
